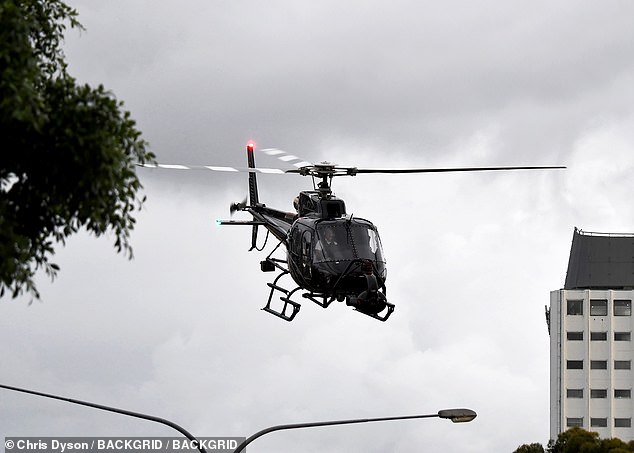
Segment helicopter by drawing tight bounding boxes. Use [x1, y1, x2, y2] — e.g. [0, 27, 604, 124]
[143, 143, 564, 322]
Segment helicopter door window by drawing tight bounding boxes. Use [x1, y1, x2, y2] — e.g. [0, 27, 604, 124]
[302, 231, 312, 263]
[290, 227, 302, 257]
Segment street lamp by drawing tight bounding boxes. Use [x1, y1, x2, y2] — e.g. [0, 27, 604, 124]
[1, 383, 476, 453]
[0, 383, 207, 453]
[233, 408, 477, 452]
[438, 408, 478, 423]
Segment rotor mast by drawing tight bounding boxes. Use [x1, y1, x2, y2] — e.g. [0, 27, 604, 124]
[299, 162, 344, 200]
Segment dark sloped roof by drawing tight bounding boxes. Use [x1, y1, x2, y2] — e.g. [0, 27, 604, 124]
[564, 228, 634, 289]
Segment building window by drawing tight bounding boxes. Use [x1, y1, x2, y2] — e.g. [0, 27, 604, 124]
[567, 331, 584, 341]
[567, 417, 584, 428]
[615, 389, 631, 399]
[591, 418, 608, 427]
[614, 300, 632, 316]
[614, 360, 631, 370]
[590, 299, 608, 316]
[567, 389, 584, 398]
[615, 418, 632, 428]
[591, 332, 607, 341]
[591, 389, 608, 398]
[615, 332, 631, 341]
[591, 360, 607, 370]
[567, 360, 584, 370]
[567, 300, 583, 315]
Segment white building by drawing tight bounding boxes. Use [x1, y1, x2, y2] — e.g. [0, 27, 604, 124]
[548, 229, 634, 441]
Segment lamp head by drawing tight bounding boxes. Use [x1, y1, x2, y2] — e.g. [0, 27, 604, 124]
[437, 409, 477, 423]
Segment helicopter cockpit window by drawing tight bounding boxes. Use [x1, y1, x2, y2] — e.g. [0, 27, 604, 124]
[367, 229, 382, 258]
[314, 222, 385, 264]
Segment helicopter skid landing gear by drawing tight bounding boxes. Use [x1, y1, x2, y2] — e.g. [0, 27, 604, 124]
[262, 270, 301, 322]
[302, 293, 336, 309]
[347, 298, 395, 322]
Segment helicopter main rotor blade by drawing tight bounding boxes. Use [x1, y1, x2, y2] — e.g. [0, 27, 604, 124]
[137, 147, 312, 174]
[139, 162, 566, 176]
[138, 163, 287, 174]
[284, 164, 566, 178]
[348, 165, 566, 174]
[259, 148, 312, 168]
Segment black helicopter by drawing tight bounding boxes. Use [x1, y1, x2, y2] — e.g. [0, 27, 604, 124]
[144, 143, 564, 322]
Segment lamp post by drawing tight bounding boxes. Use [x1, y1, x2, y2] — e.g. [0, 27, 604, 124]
[1, 383, 476, 453]
[233, 408, 477, 453]
[0, 383, 207, 453]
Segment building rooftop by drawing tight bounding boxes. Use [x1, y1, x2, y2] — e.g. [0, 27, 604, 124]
[564, 228, 634, 290]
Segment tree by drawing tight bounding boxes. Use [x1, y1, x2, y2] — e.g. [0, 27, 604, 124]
[514, 443, 545, 453]
[516, 429, 634, 453]
[1, 0, 154, 298]
[547, 427, 601, 453]
[544, 428, 634, 453]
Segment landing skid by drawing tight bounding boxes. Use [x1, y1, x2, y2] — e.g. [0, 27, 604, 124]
[350, 301, 395, 322]
[302, 293, 336, 308]
[259, 256, 394, 322]
[260, 257, 339, 321]
[261, 259, 301, 322]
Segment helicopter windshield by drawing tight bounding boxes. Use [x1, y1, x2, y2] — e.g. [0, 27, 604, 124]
[314, 221, 385, 264]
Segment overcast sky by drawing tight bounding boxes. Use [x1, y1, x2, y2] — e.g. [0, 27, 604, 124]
[2, 1, 634, 452]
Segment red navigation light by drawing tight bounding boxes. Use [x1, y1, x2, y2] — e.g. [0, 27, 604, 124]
[246, 141, 255, 152]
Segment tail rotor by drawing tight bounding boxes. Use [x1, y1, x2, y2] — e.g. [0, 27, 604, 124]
[230, 196, 247, 216]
